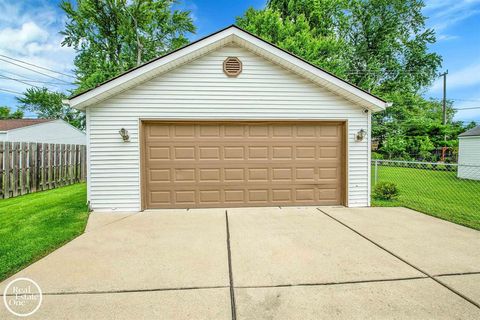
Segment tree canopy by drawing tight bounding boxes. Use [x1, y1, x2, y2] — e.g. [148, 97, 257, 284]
[17, 88, 85, 130]
[0, 106, 23, 120]
[237, 8, 350, 76]
[14, 0, 196, 130]
[11, 0, 475, 153]
[239, 0, 442, 94]
[237, 0, 471, 160]
[60, 0, 196, 93]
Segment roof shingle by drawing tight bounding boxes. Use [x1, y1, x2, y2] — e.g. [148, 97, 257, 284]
[0, 119, 53, 131]
[459, 125, 480, 137]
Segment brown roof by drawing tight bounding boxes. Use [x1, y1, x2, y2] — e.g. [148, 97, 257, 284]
[0, 119, 53, 131]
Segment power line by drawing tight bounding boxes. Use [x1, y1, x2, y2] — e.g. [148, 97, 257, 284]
[0, 58, 72, 84]
[0, 74, 64, 86]
[0, 74, 67, 86]
[450, 98, 480, 102]
[0, 88, 23, 95]
[0, 54, 75, 79]
[0, 70, 72, 86]
[0, 74, 68, 95]
[0, 74, 68, 96]
[454, 107, 480, 111]
[0, 74, 37, 88]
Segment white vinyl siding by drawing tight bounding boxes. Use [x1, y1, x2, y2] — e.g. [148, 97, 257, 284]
[0, 120, 85, 144]
[458, 137, 480, 181]
[87, 45, 370, 212]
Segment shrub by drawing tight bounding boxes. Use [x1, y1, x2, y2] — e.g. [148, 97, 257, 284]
[373, 182, 399, 200]
[372, 152, 384, 160]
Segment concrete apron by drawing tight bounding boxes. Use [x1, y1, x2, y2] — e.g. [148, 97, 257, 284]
[0, 206, 479, 319]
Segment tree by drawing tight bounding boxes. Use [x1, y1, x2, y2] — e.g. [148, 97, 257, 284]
[61, 0, 196, 93]
[381, 135, 407, 159]
[16, 88, 85, 130]
[237, 0, 471, 161]
[415, 136, 435, 160]
[464, 121, 478, 131]
[237, 8, 349, 76]
[372, 91, 465, 158]
[342, 0, 441, 94]
[243, 0, 442, 94]
[0, 106, 23, 119]
[267, 0, 349, 38]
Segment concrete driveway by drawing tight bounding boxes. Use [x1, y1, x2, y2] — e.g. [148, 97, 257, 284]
[1, 207, 479, 319]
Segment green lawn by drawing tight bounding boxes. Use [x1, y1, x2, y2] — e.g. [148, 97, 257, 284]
[0, 183, 89, 281]
[372, 166, 480, 230]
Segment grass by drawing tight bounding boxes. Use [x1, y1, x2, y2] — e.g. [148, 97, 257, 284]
[372, 166, 480, 230]
[0, 183, 89, 281]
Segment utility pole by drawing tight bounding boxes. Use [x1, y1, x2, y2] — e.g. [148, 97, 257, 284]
[439, 70, 448, 160]
[440, 70, 448, 126]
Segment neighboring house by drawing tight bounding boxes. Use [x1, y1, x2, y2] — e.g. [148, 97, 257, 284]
[458, 125, 480, 181]
[64, 25, 389, 212]
[0, 119, 85, 144]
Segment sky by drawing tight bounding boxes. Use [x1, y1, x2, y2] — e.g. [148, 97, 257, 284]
[0, 0, 479, 123]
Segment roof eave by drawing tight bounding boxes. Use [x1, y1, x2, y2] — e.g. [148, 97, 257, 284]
[66, 25, 389, 112]
[67, 28, 237, 111]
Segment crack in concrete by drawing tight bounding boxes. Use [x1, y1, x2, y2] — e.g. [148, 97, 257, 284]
[433, 271, 480, 277]
[85, 213, 137, 233]
[234, 276, 429, 289]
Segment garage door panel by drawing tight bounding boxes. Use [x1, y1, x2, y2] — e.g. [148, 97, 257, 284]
[147, 188, 341, 208]
[224, 146, 245, 159]
[199, 168, 221, 182]
[143, 122, 344, 209]
[147, 162, 340, 169]
[149, 169, 170, 182]
[149, 146, 170, 160]
[225, 189, 245, 203]
[174, 168, 196, 182]
[147, 166, 340, 185]
[148, 125, 170, 137]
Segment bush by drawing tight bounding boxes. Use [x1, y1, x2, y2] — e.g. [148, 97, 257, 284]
[373, 182, 399, 200]
[372, 152, 384, 160]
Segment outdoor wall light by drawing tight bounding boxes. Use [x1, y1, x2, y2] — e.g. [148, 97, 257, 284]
[119, 128, 130, 142]
[355, 129, 366, 142]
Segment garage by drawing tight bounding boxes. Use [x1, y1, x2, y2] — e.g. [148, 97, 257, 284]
[142, 121, 345, 209]
[65, 26, 389, 212]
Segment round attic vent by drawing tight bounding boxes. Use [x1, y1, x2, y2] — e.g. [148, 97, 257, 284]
[223, 57, 242, 77]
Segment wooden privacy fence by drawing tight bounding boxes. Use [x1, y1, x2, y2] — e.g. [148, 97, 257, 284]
[0, 142, 86, 199]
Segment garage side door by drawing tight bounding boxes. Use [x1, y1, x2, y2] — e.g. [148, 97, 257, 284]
[142, 122, 345, 209]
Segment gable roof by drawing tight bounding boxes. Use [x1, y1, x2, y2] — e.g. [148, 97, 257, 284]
[0, 119, 53, 131]
[459, 125, 480, 137]
[65, 25, 390, 112]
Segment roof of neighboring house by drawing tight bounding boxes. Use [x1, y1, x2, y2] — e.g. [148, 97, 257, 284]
[0, 119, 53, 131]
[459, 125, 480, 137]
[65, 25, 390, 112]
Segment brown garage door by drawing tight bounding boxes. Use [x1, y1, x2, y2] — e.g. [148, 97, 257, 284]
[142, 121, 345, 209]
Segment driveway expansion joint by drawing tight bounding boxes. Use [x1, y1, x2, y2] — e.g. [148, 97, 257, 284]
[318, 208, 480, 310]
[225, 210, 237, 320]
[3, 285, 230, 297]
